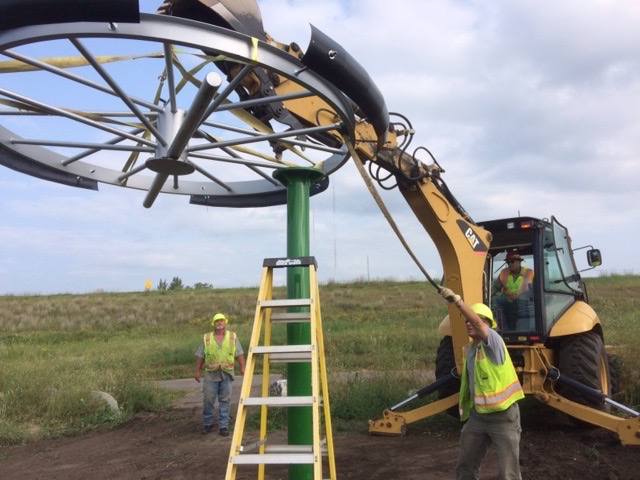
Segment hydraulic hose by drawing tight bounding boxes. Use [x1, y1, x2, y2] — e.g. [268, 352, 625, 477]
[389, 371, 458, 411]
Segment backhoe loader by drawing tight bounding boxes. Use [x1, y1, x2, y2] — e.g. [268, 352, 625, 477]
[158, 0, 640, 446]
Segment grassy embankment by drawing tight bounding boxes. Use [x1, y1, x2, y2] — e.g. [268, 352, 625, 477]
[0, 275, 638, 444]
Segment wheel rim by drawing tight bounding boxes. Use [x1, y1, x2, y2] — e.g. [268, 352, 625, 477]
[0, 14, 354, 207]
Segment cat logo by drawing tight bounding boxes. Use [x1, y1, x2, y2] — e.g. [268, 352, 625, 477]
[465, 227, 480, 249]
[456, 220, 488, 253]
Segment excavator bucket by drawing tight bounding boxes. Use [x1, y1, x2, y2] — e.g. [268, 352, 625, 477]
[157, 0, 266, 40]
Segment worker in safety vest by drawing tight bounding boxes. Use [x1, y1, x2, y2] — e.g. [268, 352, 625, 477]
[194, 313, 245, 436]
[440, 287, 525, 480]
[491, 250, 534, 330]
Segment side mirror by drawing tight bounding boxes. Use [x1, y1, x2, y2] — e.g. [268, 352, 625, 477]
[587, 249, 602, 267]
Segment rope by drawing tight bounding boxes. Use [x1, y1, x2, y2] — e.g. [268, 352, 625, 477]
[346, 141, 441, 290]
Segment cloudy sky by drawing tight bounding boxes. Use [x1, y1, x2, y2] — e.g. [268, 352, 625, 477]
[0, 0, 638, 295]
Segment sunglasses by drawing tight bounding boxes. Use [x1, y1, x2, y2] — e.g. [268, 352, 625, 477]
[506, 259, 521, 264]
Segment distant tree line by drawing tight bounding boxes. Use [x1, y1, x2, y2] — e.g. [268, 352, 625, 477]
[156, 277, 213, 291]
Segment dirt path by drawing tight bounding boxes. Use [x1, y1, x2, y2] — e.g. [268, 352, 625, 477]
[1, 378, 639, 479]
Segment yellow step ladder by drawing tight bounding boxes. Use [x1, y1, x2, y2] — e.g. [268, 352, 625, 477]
[225, 256, 336, 480]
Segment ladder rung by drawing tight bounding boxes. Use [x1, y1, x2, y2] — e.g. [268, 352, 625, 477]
[264, 444, 328, 455]
[241, 396, 315, 407]
[259, 298, 311, 308]
[252, 345, 312, 354]
[251, 345, 312, 362]
[230, 453, 316, 465]
[268, 353, 311, 362]
[270, 312, 312, 323]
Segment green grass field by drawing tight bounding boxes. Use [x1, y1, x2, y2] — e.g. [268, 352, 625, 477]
[1, 274, 638, 445]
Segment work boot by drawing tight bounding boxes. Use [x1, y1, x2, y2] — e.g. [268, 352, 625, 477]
[201, 425, 213, 435]
[219, 427, 229, 437]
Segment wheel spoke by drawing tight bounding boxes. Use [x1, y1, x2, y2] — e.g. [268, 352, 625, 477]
[187, 123, 342, 154]
[1, 48, 164, 113]
[0, 87, 156, 146]
[69, 38, 167, 145]
[162, 42, 178, 113]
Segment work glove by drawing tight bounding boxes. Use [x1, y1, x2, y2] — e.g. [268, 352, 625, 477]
[439, 287, 461, 305]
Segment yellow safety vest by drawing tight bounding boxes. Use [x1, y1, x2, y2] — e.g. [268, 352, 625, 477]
[203, 330, 237, 373]
[498, 266, 533, 297]
[459, 341, 524, 421]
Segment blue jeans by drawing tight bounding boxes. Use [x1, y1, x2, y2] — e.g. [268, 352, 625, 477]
[456, 403, 522, 480]
[202, 372, 232, 429]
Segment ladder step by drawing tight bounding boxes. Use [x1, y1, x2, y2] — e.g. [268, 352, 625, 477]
[259, 298, 311, 308]
[242, 396, 315, 407]
[264, 444, 328, 455]
[251, 345, 312, 362]
[252, 345, 312, 354]
[263, 256, 317, 268]
[239, 441, 327, 455]
[230, 453, 316, 465]
[271, 312, 312, 323]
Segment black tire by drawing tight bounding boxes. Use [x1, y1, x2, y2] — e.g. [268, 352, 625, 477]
[557, 331, 611, 410]
[435, 336, 460, 418]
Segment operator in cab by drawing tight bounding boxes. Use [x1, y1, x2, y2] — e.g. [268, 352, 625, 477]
[440, 287, 524, 480]
[491, 250, 534, 330]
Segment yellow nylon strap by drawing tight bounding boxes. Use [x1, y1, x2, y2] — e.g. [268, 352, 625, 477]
[347, 141, 431, 281]
[0, 98, 143, 129]
[251, 37, 258, 62]
[0, 52, 164, 73]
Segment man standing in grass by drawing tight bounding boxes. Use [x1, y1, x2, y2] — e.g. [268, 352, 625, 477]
[439, 287, 524, 480]
[194, 313, 245, 436]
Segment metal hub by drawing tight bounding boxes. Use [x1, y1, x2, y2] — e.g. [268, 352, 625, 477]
[145, 157, 195, 175]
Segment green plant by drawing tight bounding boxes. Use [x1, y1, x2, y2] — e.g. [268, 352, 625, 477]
[168, 277, 184, 291]
[0, 276, 638, 445]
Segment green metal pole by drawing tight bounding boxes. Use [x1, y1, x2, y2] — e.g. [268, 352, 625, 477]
[273, 167, 324, 480]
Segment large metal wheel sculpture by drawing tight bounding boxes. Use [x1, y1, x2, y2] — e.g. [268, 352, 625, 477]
[0, 13, 355, 208]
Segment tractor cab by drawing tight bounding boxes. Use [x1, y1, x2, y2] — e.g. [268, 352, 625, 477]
[478, 216, 601, 344]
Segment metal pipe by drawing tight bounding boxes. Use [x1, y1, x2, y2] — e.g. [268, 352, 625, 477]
[202, 120, 345, 154]
[1, 49, 164, 113]
[605, 397, 640, 417]
[142, 172, 169, 208]
[548, 367, 639, 416]
[70, 38, 167, 145]
[272, 167, 324, 480]
[0, 87, 156, 146]
[10, 138, 151, 153]
[118, 163, 148, 182]
[390, 372, 458, 411]
[187, 122, 342, 153]
[166, 72, 222, 159]
[162, 43, 178, 113]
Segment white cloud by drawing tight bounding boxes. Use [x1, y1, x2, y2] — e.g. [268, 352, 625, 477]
[0, 0, 638, 295]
